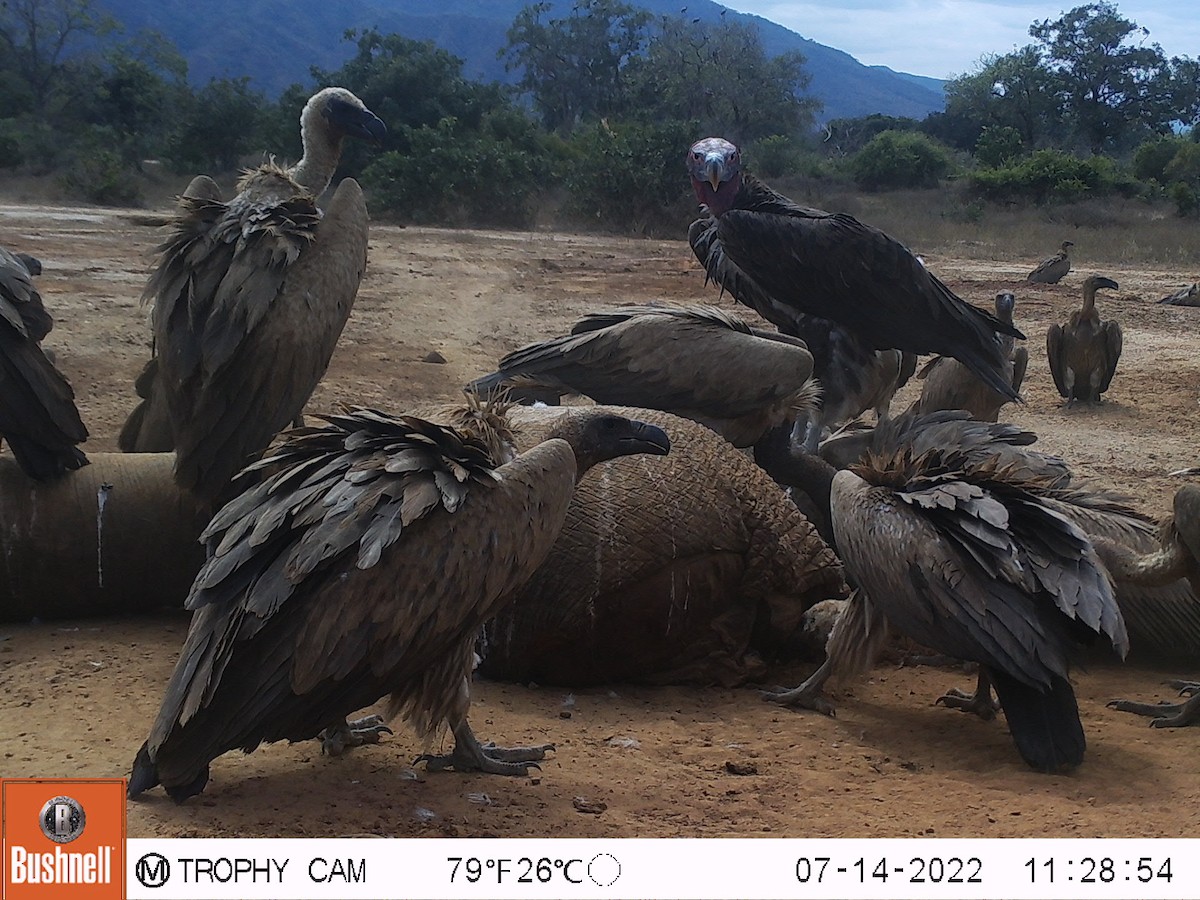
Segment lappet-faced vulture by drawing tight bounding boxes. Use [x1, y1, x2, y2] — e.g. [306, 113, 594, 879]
[0, 245, 88, 479]
[1027, 241, 1074, 284]
[1097, 484, 1200, 727]
[762, 411, 1128, 773]
[685, 137, 1023, 402]
[120, 87, 385, 505]
[468, 305, 816, 447]
[127, 405, 669, 801]
[1046, 275, 1122, 405]
[910, 291, 1028, 422]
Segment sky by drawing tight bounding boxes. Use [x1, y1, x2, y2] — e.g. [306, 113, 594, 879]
[719, 1, 1200, 80]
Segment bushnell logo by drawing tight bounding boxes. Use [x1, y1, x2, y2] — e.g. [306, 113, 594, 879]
[38, 796, 86, 844]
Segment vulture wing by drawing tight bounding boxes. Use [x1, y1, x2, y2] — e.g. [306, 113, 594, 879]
[1045, 323, 1069, 397]
[1099, 320, 1122, 393]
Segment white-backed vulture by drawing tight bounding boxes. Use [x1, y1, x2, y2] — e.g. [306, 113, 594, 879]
[685, 137, 1023, 401]
[910, 291, 1028, 422]
[127, 406, 670, 801]
[468, 305, 817, 447]
[1098, 484, 1200, 727]
[1046, 275, 1122, 405]
[1158, 283, 1199, 306]
[0, 245, 88, 479]
[121, 87, 385, 505]
[762, 412, 1128, 773]
[1026, 240, 1074, 284]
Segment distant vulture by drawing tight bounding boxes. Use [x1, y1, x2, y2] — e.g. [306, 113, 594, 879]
[128, 406, 670, 800]
[685, 136, 1022, 402]
[1158, 283, 1199, 307]
[121, 87, 385, 505]
[1098, 484, 1200, 728]
[468, 305, 817, 447]
[764, 411, 1128, 773]
[1046, 275, 1122, 405]
[1027, 240, 1073, 284]
[911, 291, 1028, 422]
[0, 245, 88, 479]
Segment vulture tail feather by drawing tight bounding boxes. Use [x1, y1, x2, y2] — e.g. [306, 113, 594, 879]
[990, 668, 1085, 773]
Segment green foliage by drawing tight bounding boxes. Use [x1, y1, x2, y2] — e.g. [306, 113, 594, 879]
[1170, 181, 1198, 216]
[563, 119, 696, 233]
[58, 125, 142, 205]
[969, 148, 1137, 203]
[165, 77, 266, 173]
[0, 120, 23, 168]
[748, 135, 802, 179]
[849, 130, 954, 191]
[1133, 135, 1189, 184]
[823, 114, 920, 156]
[974, 125, 1023, 167]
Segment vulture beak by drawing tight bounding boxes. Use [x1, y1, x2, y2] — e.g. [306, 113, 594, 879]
[328, 98, 388, 146]
[622, 421, 671, 456]
[704, 154, 726, 191]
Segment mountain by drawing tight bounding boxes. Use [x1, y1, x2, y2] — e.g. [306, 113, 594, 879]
[97, 0, 945, 122]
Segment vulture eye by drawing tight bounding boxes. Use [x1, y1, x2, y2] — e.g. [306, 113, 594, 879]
[691, 151, 702, 160]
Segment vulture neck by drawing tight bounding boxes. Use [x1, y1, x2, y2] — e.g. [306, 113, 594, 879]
[1080, 286, 1099, 316]
[1091, 531, 1189, 588]
[288, 107, 345, 197]
[753, 426, 837, 522]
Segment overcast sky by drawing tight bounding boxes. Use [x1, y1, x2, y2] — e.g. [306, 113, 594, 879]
[720, 1, 1199, 80]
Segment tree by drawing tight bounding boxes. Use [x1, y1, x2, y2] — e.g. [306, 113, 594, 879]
[165, 77, 267, 173]
[624, 16, 818, 144]
[0, 0, 115, 108]
[503, 0, 650, 133]
[937, 47, 1061, 152]
[849, 131, 954, 191]
[1030, 2, 1174, 151]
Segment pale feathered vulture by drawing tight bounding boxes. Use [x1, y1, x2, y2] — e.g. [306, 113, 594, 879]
[686, 137, 1023, 401]
[1027, 240, 1074, 284]
[1046, 275, 1122, 405]
[762, 411, 1128, 773]
[0, 245, 88, 479]
[1158, 283, 1199, 306]
[1099, 484, 1200, 728]
[120, 87, 385, 505]
[468, 305, 817, 447]
[127, 405, 669, 801]
[911, 291, 1028, 422]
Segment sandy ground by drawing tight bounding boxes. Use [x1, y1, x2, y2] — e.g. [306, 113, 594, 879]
[1, 199, 1199, 839]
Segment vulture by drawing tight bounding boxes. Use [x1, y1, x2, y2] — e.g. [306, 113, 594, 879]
[1027, 241, 1074, 284]
[1046, 275, 1122, 405]
[1158, 283, 1199, 307]
[468, 305, 817, 447]
[762, 411, 1128, 773]
[0, 245, 88, 479]
[1097, 484, 1200, 728]
[120, 87, 386, 505]
[128, 405, 670, 801]
[910, 291, 1028, 422]
[685, 136, 1023, 402]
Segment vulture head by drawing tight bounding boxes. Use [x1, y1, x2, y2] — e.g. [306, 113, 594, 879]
[994, 291, 1016, 323]
[546, 410, 670, 477]
[1061, 240, 1075, 254]
[14, 253, 41, 277]
[308, 87, 387, 145]
[687, 136, 742, 217]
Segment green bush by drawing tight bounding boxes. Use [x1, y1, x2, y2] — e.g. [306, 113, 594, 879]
[974, 125, 1023, 168]
[969, 149, 1137, 203]
[58, 126, 142, 206]
[849, 130, 953, 191]
[562, 118, 697, 233]
[1171, 181, 1198, 217]
[1133, 135, 1189, 184]
[748, 134, 802, 179]
[0, 120, 23, 169]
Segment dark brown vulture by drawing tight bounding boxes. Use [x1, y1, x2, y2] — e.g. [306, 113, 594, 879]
[685, 137, 1022, 402]
[1158, 283, 1199, 306]
[1046, 275, 1122, 405]
[121, 87, 385, 505]
[762, 411, 1128, 773]
[1027, 241, 1074, 284]
[0, 245, 88, 479]
[1099, 484, 1200, 728]
[127, 406, 669, 801]
[910, 291, 1028, 422]
[468, 305, 817, 447]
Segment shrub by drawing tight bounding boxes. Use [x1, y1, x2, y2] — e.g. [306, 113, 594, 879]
[974, 125, 1023, 168]
[0, 120, 23, 169]
[969, 149, 1136, 204]
[849, 130, 953, 191]
[1133, 135, 1189, 184]
[59, 127, 142, 206]
[748, 134, 802, 179]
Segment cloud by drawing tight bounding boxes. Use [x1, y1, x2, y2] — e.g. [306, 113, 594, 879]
[722, 0, 1200, 79]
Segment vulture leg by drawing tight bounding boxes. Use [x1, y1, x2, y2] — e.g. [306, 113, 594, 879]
[318, 715, 394, 756]
[761, 657, 836, 715]
[1168, 680, 1200, 695]
[935, 670, 1000, 721]
[1108, 691, 1200, 728]
[416, 719, 554, 776]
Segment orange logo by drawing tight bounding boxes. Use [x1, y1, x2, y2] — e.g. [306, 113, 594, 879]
[1, 779, 126, 899]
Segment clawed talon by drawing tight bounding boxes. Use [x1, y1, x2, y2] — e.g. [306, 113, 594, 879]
[936, 686, 1000, 721]
[416, 719, 554, 775]
[1109, 693, 1200, 728]
[1167, 680, 1200, 697]
[319, 715, 393, 756]
[761, 684, 836, 716]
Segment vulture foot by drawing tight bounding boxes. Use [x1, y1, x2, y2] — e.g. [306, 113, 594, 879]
[761, 660, 836, 716]
[1167, 680, 1200, 696]
[935, 672, 997, 720]
[1108, 692, 1200, 728]
[319, 715, 394, 756]
[417, 721, 554, 776]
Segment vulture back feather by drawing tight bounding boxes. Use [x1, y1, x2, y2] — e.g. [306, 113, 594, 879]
[1046, 275, 1122, 404]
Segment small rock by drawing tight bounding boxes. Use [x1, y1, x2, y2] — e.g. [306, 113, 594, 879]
[724, 760, 758, 776]
[559, 710, 572, 719]
[573, 796, 607, 815]
[421, 350, 447, 364]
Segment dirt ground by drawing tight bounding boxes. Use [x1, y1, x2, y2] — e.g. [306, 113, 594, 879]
[1, 198, 1198, 840]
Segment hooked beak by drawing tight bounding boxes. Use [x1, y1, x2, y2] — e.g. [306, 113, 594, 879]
[622, 421, 671, 456]
[704, 155, 726, 191]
